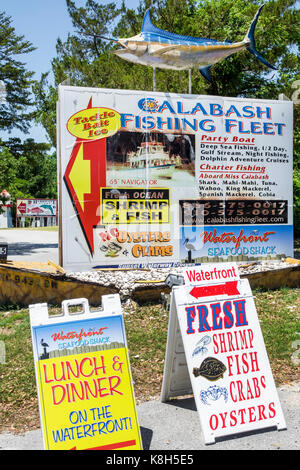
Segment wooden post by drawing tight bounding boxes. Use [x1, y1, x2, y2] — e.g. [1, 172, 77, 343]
[153, 67, 156, 91]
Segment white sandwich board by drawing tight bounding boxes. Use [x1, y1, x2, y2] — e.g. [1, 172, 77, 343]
[161, 264, 286, 444]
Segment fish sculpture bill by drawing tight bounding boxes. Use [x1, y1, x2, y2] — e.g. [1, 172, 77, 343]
[112, 4, 275, 81]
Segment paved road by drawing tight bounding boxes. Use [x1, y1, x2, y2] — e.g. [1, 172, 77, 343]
[0, 382, 299, 450]
[0, 229, 59, 264]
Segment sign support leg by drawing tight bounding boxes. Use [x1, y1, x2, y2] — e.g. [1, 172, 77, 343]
[153, 67, 156, 91]
[188, 69, 192, 94]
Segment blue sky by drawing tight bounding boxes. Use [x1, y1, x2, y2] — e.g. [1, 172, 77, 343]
[1, 0, 139, 144]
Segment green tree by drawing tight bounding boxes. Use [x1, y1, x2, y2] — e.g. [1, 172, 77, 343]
[0, 138, 57, 200]
[32, 74, 58, 149]
[0, 138, 56, 222]
[0, 11, 57, 219]
[0, 10, 35, 133]
[0, 146, 18, 214]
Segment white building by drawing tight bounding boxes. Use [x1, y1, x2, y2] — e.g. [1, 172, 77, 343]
[0, 189, 13, 228]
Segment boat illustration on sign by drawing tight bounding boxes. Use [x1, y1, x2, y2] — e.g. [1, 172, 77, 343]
[93, 4, 275, 82]
[126, 141, 176, 179]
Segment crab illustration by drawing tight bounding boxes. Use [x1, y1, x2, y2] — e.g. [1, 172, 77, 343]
[199, 385, 228, 405]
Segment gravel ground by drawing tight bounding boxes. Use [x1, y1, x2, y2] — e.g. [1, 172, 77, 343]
[67, 260, 295, 299]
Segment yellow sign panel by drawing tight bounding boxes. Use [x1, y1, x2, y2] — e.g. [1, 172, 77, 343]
[36, 349, 141, 450]
[68, 143, 91, 211]
[67, 107, 121, 141]
[101, 188, 170, 224]
[30, 301, 142, 450]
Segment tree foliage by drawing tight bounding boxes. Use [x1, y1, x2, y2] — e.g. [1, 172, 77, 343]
[0, 11, 57, 218]
[0, 139, 57, 201]
[0, 11, 36, 133]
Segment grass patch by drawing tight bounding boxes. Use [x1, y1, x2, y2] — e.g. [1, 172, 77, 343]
[0, 308, 38, 432]
[123, 302, 168, 401]
[17, 226, 58, 231]
[254, 288, 300, 383]
[0, 287, 299, 433]
[0, 226, 58, 231]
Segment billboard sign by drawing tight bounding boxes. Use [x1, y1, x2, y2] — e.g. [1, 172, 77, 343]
[16, 199, 57, 217]
[58, 86, 293, 271]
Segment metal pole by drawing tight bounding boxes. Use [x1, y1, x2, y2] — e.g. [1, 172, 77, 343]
[188, 69, 192, 94]
[153, 67, 156, 91]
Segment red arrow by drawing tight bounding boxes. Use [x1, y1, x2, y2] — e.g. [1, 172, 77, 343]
[189, 281, 240, 299]
[70, 439, 136, 450]
[17, 201, 26, 214]
[64, 97, 107, 256]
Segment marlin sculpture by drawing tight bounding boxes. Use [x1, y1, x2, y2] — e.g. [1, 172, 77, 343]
[95, 4, 275, 82]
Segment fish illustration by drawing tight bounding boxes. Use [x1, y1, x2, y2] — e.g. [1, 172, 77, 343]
[193, 357, 227, 381]
[40, 204, 54, 215]
[95, 4, 275, 82]
[28, 207, 44, 214]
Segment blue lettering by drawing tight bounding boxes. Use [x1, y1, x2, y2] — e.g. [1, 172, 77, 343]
[158, 100, 175, 113]
[210, 103, 223, 116]
[186, 306, 196, 334]
[225, 105, 242, 118]
[197, 305, 211, 332]
[233, 300, 248, 327]
[191, 102, 208, 115]
[223, 301, 234, 328]
[242, 105, 255, 118]
[199, 119, 215, 132]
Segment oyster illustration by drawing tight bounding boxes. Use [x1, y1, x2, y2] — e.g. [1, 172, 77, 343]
[193, 357, 226, 381]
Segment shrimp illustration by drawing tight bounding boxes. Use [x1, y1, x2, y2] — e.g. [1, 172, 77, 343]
[192, 335, 211, 357]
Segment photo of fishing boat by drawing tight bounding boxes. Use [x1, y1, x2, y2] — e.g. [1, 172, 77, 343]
[127, 141, 177, 179]
[106, 131, 195, 186]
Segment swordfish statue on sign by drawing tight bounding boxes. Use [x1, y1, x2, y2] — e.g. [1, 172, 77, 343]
[92, 4, 275, 82]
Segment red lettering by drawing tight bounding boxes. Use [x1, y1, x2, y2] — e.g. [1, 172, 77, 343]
[249, 351, 260, 372]
[238, 408, 246, 424]
[237, 380, 246, 401]
[79, 357, 94, 378]
[52, 384, 65, 405]
[209, 414, 218, 430]
[248, 406, 256, 423]
[220, 412, 227, 428]
[268, 402, 276, 419]
[109, 375, 122, 396]
[241, 352, 249, 373]
[258, 404, 267, 421]
[43, 364, 54, 384]
[212, 334, 219, 354]
[230, 410, 237, 426]
[200, 228, 275, 249]
[252, 377, 261, 398]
